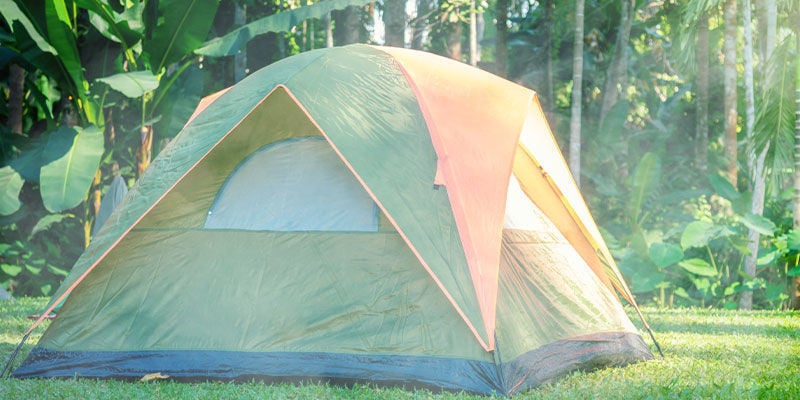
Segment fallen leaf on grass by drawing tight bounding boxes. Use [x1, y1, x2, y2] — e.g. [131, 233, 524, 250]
[140, 372, 170, 382]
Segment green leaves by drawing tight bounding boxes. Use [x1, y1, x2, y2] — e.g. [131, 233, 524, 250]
[196, 0, 374, 57]
[649, 242, 684, 268]
[739, 213, 776, 236]
[40, 126, 105, 213]
[97, 71, 159, 98]
[79, 0, 144, 50]
[681, 220, 733, 250]
[681, 221, 715, 249]
[628, 152, 660, 223]
[0, 0, 57, 54]
[0, 166, 24, 216]
[708, 174, 740, 201]
[1, 263, 22, 277]
[679, 258, 718, 277]
[142, 0, 220, 73]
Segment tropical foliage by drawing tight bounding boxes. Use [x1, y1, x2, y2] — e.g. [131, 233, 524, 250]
[1, 0, 798, 310]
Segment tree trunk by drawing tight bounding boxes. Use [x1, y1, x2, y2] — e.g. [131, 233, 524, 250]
[495, 0, 508, 77]
[723, 0, 738, 186]
[233, 2, 247, 83]
[325, 12, 334, 48]
[468, 0, 477, 66]
[568, 0, 585, 187]
[7, 64, 25, 134]
[383, 0, 406, 47]
[447, 22, 462, 61]
[740, 0, 760, 310]
[599, 0, 634, 126]
[334, 6, 361, 45]
[543, 0, 554, 110]
[411, 0, 431, 49]
[696, 13, 709, 172]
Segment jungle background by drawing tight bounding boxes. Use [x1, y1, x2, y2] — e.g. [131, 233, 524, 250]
[0, 0, 798, 311]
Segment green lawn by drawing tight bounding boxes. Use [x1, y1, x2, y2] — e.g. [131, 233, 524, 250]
[1, 297, 798, 399]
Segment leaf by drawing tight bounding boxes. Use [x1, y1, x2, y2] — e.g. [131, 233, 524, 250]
[629, 268, 666, 293]
[44, 1, 85, 100]
[47, 264, 69, 277]
[40, 125, 105, 212]
[708, 173, 740, 201]
[680, 220, 715, 250]
[40, 284, 52, 295]
[78, 0, 143, 48]
[97, 71, 159, 98]
[154, 65, 203, 139]
[0, 166, 24, 216]
[753, 39, 796, 184]
[678, 258, 717, 277]
[140, 372, 170, 382]
[648, 242, 684, 268]
[196, 0, 375, 57]
[785, 228, 800, 251]
[29, 213, 72, 238]
[1, 264, 22, 277]
[788, 265, 800, 277]
[739, 213, 777, 236]
[25, 264, 42, 275]
[0, 0, 57, 54]
[142, 0, 221, 73]
[628, 152, 660, 223]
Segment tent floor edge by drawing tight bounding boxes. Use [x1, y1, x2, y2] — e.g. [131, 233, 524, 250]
[501, 331, 654, 395]
[11, 349, 502, 395]
[13, 331, 652, 396]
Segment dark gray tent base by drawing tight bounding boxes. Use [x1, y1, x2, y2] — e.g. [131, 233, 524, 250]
[13, 332, 651, 395]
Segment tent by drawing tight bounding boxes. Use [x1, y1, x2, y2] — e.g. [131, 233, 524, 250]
[12, 45, 653, 395]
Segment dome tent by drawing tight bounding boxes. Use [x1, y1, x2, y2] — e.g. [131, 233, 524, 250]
[12, 45, 653, 395]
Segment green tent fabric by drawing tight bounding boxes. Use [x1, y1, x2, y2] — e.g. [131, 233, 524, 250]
[13, 45, 653, 395]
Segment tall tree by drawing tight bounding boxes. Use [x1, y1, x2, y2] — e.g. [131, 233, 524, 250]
[468, 0, 477, 66]
[384, 0, 406, 47]
[543, 0, 555, 110]
[411, 0, 432, 49]
[495, 0, 508, 77]
[723, 0, 738, 185]
[234, 1, 247, 83]
[569, 0, 585, 186]
[696, 12, 710, 172]
[334, 6, 362, 45]
[740, 0, 760, 310]
[599, 0, 635, 126]
[6, 64, 24, 134]
[792, 23, 800, 310]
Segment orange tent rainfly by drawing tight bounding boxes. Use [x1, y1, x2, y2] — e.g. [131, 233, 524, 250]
[10, 45, 654, 395]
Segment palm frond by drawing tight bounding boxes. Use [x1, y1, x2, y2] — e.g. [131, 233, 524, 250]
[753, 35, 798, 186]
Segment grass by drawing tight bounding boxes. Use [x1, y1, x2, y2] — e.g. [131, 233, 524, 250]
[1, 298, 798, 399]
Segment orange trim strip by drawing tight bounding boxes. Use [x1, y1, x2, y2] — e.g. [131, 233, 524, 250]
[382, 49, 509, 351]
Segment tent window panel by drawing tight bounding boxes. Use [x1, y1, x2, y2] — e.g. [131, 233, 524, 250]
[205, 137, 379, 232]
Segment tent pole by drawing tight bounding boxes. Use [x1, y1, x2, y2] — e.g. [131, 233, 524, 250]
[1, 331, 31, 378]
[632, 305, 664, 358]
